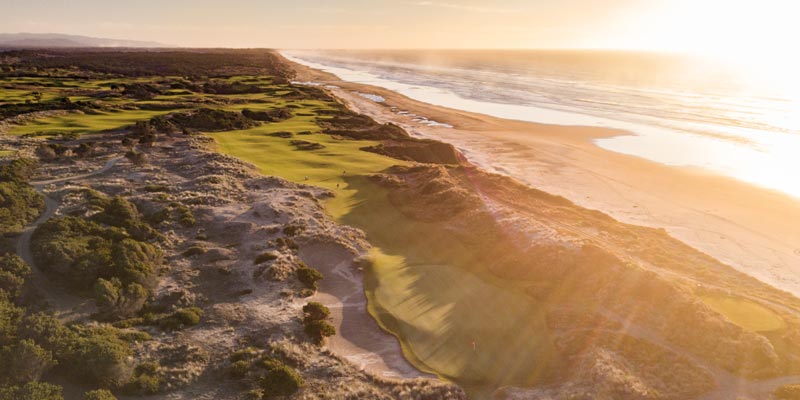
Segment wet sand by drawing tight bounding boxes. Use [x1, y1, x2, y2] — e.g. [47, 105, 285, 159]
[287, 57, 800, 298]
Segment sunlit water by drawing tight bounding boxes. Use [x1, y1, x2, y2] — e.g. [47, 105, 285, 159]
[283, 50, 800, 199]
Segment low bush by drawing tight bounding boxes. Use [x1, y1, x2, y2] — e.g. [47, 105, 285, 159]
[303, 319, 336, 345]
[302, 302, 330, 321]
[259, 359, 303, 398]
[0, 381, 63, 400]
[296, 263, 322, 291]
[157, 307, 202, 331]
[126, 362, 162, 395]
[83, 389, 117, 400]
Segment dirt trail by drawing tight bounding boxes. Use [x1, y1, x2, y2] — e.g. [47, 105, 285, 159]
[16, 157, 122, 321]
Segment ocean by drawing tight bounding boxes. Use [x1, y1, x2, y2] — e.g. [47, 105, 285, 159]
[282, 50, 800, 199]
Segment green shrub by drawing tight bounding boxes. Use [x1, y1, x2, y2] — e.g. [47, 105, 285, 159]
[254, 252, 277, 265]
[0, 253, 31, 300]
[93, 278, 148, 319]
[259, 360, 303, 398]
[61, 325, 134, 387]
[0, 162, 45, 234]
[303, 319, 335, 345]
[296, 263, 322, 291]
[83, 389, 117, 400]
[0, 381, 63, 400]
[229, 360, 250, 378]
[158, 307, 202, 331]
[302, 302, 330, 322]
[1, 338, 56, 383]
[126, 362, 162, 395]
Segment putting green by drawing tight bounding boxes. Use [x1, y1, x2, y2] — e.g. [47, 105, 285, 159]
[701, 295, 785, 332]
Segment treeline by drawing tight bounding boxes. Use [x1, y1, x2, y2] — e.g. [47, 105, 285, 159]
[2, 49, 295, 79]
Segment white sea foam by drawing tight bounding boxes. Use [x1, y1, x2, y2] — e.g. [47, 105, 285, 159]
[281, 50, 800, 199]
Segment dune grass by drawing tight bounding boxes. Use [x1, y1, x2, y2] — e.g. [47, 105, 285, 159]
[701, 295, 785, 332]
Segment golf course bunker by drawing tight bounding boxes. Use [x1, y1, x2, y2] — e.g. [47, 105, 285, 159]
[701, 295, 786, 332]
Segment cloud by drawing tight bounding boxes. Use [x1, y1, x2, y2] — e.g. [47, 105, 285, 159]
[414, 1, 520, 14]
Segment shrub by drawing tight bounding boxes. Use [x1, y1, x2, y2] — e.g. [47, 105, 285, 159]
[229, 360, 250, 378]
[94, 278, 148, 319]
[83, 389, 117, 400]
[61, 325, 134, 387]
[0, 381, 63, 400]
[254, 252, 278, 265]
[296, 263, 322, 291]
[302, 302, 330, 322]
[259, 361, 303, 398]
[157, 307, 202, 331]
[0, 253, 31, 300]
[2, 338, 57, 383]
[0, 159, 44, 234]
[126, 362, 162, 395]
[303, 319, 336, 345]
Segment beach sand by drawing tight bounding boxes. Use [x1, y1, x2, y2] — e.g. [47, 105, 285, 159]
[288, 58, 800, 298]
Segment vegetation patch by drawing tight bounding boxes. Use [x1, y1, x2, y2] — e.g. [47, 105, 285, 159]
[700, 294, 785, 332]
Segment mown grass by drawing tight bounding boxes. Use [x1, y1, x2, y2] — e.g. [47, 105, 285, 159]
[8, 109, 171, 136]
[701, 295, 785, 332]
[211, 97, 556, 396]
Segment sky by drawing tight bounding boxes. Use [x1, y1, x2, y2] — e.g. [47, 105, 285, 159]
[1, 0, 798, 55]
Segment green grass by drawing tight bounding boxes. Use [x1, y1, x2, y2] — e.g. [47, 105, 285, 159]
[0, 150, 16, 157]
[8, 109, 171, 136]
[211, 99, 556, 396]
[701, 295, 785, 332]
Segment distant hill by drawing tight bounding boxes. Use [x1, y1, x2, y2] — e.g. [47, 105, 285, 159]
[0, 33, 170, 48]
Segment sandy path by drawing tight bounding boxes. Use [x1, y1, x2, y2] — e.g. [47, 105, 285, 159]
[16, 157, 121, 321]
[288, 60, 800, 300]
[298, 243, 431, 380]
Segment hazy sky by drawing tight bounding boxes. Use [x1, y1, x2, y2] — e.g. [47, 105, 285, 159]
[2, 0, 797, 54]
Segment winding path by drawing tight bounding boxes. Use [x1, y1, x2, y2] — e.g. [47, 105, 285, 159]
[16, 157, 122, 321]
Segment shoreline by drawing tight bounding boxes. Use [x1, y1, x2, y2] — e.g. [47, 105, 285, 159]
[281, 54, 800, 298]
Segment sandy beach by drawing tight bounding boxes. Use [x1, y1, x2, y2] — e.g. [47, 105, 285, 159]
[287, 57, 800, 298]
